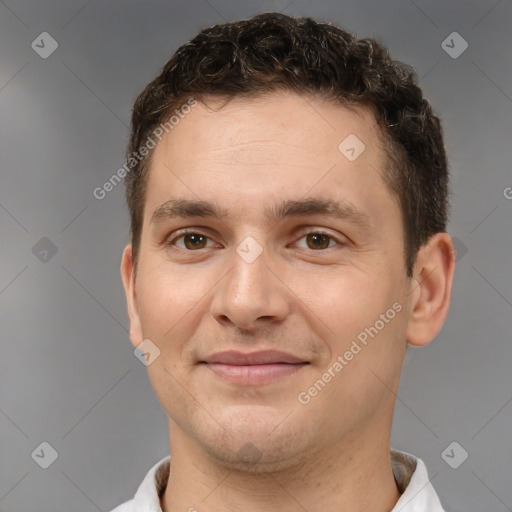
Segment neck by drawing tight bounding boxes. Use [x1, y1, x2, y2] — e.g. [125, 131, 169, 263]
[161, 423, 400, 512]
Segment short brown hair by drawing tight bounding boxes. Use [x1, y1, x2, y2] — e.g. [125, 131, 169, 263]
[125, 12, 449, 276]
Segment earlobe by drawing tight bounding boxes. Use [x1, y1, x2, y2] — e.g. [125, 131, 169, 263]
[406, 233, 456, 347]
[120, 245, 144, 348]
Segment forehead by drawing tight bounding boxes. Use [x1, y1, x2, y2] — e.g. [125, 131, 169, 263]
[143, 92, 397, 226]
[155, 93, 381, 166]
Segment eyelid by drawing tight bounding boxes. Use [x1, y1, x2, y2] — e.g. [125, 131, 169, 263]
[164, 227, 347, 251]
[165, 228, 221, 249]
[290, 228, 347, 248]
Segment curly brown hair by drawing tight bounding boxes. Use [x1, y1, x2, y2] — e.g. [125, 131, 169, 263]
[125, 12, 449, 276]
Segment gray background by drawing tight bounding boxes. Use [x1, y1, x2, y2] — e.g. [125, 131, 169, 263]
[1, 1, 511, 511]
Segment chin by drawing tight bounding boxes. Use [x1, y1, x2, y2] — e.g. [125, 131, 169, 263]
[202, 439, 313, 474]
[193, 407, 316, 473]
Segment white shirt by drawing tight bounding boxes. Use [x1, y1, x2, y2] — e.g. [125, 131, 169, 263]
[111, 449, 445, 512]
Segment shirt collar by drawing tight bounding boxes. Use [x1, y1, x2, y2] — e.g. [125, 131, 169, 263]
[130, 449, 444, 511]
[390, 449, 445, 511]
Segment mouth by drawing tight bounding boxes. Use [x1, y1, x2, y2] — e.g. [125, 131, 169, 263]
[199, 350, 310, 385]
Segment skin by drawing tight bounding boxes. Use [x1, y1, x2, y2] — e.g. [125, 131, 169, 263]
[121, 91, 455, 512]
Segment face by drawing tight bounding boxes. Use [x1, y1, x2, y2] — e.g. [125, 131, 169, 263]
[122, 92, 416, 471]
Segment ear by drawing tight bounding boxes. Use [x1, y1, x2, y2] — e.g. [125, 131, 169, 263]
[406, 233, 456, 347]
[121, 244, 144, 348]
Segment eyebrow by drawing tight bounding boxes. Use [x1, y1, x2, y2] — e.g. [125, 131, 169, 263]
[150, 197, 372, 228]
[151, 198, 231, 223]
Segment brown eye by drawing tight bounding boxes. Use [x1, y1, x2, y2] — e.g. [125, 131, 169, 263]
[182, 233, 208, 250]
[306, 233, 331, 250]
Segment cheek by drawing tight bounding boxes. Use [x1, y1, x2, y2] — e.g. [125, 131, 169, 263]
[291, 267, 390, 340]
[135, 264, 207, 417]
[136, 260, 209, 334]
[291, 264, 407, 385]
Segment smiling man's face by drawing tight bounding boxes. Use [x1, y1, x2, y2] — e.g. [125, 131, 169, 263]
[122, 92, 417, 471]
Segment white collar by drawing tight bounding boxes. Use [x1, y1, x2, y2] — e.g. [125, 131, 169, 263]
[113, 449, 444, 511]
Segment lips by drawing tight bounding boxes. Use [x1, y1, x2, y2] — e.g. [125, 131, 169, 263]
[200, 350, 309, 385]
[202, 350, 306, 365]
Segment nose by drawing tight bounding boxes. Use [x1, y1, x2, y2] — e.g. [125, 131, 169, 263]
[210, 243, 290, 333]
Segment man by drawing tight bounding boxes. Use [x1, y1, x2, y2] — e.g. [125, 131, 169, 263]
[114, 12, 455, 512]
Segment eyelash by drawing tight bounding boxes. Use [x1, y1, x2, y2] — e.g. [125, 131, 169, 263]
[166, 228, 344, 251]
[169, 230, 219, 250]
